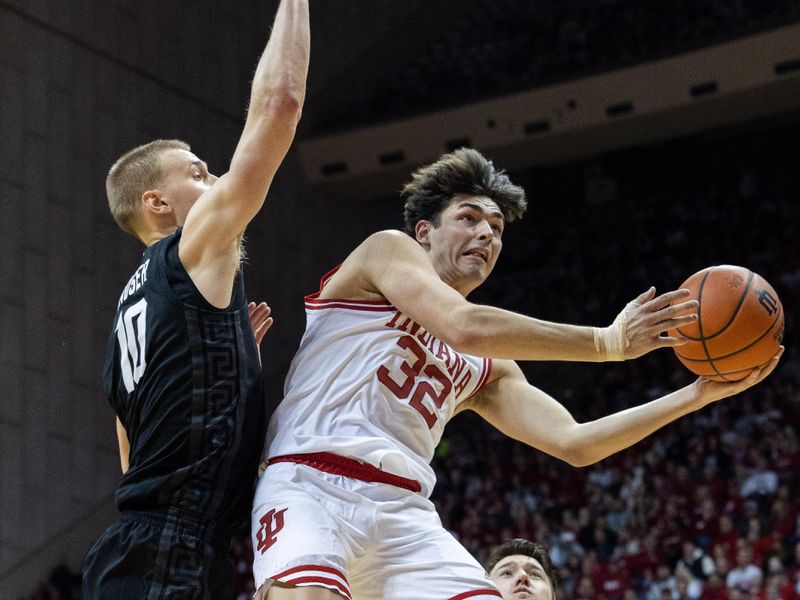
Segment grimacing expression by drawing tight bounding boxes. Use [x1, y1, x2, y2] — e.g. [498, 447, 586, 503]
[420, 194, 504, 293]
[490, 554, 554, 600]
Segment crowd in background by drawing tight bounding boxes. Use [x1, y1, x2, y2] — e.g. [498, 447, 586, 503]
[26, 117, 799, 599]
[319, 0, 800, 129]
[432, 122, 800, 599]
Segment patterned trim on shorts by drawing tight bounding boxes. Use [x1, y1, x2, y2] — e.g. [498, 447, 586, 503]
[271, 564, 352, 600]
[449, 589, 504, 600]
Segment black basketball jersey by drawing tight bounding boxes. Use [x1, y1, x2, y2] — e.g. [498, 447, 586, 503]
[102, 229, 265, 533]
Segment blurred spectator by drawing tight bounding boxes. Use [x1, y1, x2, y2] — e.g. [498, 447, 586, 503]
[740, 452, 780, 498]
[675, 540, 716, 597]
[725, 544, 763, 594]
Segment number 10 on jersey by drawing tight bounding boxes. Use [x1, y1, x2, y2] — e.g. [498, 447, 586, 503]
[116, 298, 148, 393]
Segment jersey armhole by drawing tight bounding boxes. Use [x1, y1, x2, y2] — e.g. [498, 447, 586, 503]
[460, 356, 493, 404]
[159, 229, 241, 312]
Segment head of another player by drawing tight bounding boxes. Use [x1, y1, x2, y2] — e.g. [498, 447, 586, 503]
[401, 148, 527, 296]
[487, 539, 558, 600]
[106, 139, 218, 245]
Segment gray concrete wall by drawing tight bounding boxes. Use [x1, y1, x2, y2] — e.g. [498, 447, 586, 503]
[0, 0, 421, 587]
[0, 0, 258, 575]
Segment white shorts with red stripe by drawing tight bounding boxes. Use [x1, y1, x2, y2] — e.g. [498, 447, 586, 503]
[251, 460, 502, 600]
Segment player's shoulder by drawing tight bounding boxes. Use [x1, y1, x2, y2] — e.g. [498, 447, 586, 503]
[357, 229, 423, 260]
[322, 230, 419, 300]
[364, 228, 413, 247]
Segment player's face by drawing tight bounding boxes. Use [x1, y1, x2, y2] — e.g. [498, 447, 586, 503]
[420, 194, 504, 296]
[490, 555, 554, 600]
[157, 149, 218, 225]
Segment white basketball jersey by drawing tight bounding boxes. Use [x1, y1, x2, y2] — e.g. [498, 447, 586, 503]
[266, 268, 492, 497]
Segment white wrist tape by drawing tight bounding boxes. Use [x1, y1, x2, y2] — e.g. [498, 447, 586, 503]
[593, 299, 638, 361]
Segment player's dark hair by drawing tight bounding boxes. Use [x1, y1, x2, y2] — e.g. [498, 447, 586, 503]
[487, 538, 559, 599]
[401, 148, 527, 236]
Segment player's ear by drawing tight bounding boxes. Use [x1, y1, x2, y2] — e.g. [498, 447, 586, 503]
[415, 220, 432, 246]
[142, 190, 172, 216]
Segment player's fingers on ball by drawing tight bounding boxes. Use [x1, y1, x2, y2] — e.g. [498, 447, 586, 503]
[749, 352, 781, 384]
[671, 299, 699, 316]
[653, 299, 697, 318]
[650, 289, 692, 311]
[667, 314, 698, 329]
[659, 335, 688, 347]
[635, 286, 656, 304]
[760, 349, 783, 376]
[753, 347, 783, 375]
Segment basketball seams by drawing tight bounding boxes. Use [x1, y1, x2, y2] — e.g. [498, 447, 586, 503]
[696, 269, 729, 381]
[672, 265, 782, 383]
[675, 304, 782, 364]
[677, 269, 754, 342]
[706, 270, 754, 339]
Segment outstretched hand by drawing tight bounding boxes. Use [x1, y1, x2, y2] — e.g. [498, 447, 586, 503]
[248, 301, 273, 347]
[619, 287, 698, 360]
[693, 346, 784, 405]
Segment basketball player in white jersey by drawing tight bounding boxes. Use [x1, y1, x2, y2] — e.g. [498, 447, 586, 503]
[252, 148, 782, 600]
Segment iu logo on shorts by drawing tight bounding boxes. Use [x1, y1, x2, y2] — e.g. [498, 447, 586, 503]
[256, 508, 288, 554]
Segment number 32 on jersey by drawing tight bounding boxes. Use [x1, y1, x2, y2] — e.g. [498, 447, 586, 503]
[376, 335, 453, 429]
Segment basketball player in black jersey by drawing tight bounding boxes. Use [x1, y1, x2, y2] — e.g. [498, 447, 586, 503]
[82, 2, 309, 598]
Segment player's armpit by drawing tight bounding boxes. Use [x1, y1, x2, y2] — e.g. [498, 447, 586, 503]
[463, 360, 587, 465]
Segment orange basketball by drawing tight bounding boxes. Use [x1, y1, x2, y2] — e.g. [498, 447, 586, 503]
[670, 265, 784, 382]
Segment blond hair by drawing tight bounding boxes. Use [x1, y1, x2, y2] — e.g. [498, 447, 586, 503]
[106, 139, 190, 240]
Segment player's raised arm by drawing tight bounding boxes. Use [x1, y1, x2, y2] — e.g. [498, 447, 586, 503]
[464, 348, 782, 467]
[180, 0, 309, 272]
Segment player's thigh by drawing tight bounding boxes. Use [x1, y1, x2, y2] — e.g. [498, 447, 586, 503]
[252, 464, 356, 597]
[360, 495, 500, 599]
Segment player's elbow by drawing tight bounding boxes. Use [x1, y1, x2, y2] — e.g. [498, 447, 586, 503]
[257, 87, 304, 123]
[559, 449, 598, 468]
[546, 431, 601, 468]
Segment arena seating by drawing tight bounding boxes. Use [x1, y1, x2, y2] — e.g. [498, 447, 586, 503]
[31, 113, 799, 600]
[315, 0, 800, 131]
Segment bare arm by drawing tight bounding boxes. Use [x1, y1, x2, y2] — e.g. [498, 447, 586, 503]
[464, 349, 782, 466]
[340, 231, 696, 362]
[180, 0, 310, 303]
[116, 417, 130, 474]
